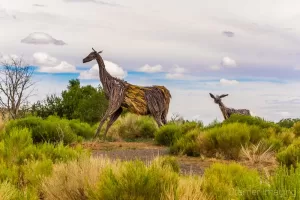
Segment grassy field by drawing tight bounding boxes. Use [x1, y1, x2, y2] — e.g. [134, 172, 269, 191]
[0, 113, 299, 199]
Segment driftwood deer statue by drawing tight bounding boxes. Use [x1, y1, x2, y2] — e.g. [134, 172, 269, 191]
[209, 93, 251, 120]
[83, 48, 171, 140]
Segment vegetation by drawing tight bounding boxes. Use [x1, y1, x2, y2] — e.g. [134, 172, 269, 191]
[31, 79, 108, 124]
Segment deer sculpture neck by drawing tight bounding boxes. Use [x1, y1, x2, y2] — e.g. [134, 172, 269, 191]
[94, 53, 115, 98]
[218, 101, 229, 120]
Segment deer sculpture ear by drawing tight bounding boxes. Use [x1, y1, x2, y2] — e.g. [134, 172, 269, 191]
[219, 94, 228, 98]
[98, 51, 103, 54]
[209, 93, 215, 99]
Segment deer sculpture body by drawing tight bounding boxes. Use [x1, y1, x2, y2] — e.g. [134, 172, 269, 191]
[83, 48, 171, 140]
[209, 93, 251, 120]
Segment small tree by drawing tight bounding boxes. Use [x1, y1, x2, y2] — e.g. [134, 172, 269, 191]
[0, 56, 35, 119]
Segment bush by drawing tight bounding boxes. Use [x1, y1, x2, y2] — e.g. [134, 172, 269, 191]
[42, 157, 112, 200]
[202, 162, 262, 200]
[224, 114, 281, 133]
[5, 116, 93, 144]
[89, 159, 179, 200]
[112, 113, 158, 140]
[155, 124, 182, 146]
[198, 123, 251, 159]
[277, 118, 300, 128]
[293, 122, 300, 137]
[249, 165, 300, 200]
[170, 129, 200, 156]
[277, 139, 300, 167]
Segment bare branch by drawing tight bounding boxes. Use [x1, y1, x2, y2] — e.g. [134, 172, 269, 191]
[0, 56, 35, 119]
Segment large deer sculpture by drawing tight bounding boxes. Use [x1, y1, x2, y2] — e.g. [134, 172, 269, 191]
[83, 48, 171, 140]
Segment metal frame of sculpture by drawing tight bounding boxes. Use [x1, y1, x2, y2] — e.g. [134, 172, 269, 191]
[83, 48, 171, 140]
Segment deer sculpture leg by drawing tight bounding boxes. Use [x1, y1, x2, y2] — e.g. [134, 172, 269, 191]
[94, 88, 125, 140]
[103, 107, 123, 140]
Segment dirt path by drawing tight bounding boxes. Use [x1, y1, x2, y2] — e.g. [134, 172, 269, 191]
[78, 141, 234, 175]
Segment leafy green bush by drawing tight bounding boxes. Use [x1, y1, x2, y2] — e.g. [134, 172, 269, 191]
[112, 113, 158, 140]
[5, 116, 94, 144]
[202, 162, 262, 200]
[249, 165, 300, 200]
[277, 139, 300, 167]
[198, 123, 251, 159]
[155, 124, 182, 146]
[153, 156, 180, 173]
[224, 114, 282, 133]
[89, 159, 179, 200]
[277, 118, 300, 128]
[170, 129, 200, 156]
[293, 122, 300, 137]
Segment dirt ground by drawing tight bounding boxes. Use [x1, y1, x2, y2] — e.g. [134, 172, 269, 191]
[77, 141, 277, 176]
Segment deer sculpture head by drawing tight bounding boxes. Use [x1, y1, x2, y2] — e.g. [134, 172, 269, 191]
[83, 48, 103, 63]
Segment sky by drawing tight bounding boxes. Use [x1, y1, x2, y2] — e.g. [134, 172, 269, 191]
[1, 0, 300, 124]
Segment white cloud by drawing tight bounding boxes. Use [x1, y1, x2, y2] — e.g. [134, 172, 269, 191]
[209, 65, 221, 71]
[79, 61, 127, 80]
[277, 111, 291, 118]
[220, 78, 239, 85]
[165, 65, 186, 79]
[166, 73, 185, 79]
[21, 32, 66, 45]
[173, 65, 185, 73]
[139, 64, 162, 73]
[221, 57, 237, 67]
[33, 52, 57, 66]
[0, 54, 19, 63]
[33, 52, 76, 73]
[294, 66, 300, 70]
[39, 61, 76, 73]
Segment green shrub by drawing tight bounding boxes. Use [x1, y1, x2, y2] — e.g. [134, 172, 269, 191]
[68, 119, 94, 139]
[277, 118, 300, 128]
[202, 162, 262, 200]
[179, 121, 202, 134]
[5, 116, 93, 144]
[113, 113, 158, 140]
[224, 114, 281, 133]
[277, 139, 300, 167]
[199, 123, 251, 159]
[249, 165, 300, 200]
[89, 160, 179, 200]
[170, 129, 200, 156]
[293, 122, 300, 137]
[153, 156, 180, 173]
[0, 181, 19, 200]
[155, 124, 182, 146]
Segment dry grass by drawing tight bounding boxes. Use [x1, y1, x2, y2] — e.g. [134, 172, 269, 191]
[41, 156, 113, 200]
[240, 140, 275, 164]
[0, 181, 18, 200]
[176, 176, 213, 200]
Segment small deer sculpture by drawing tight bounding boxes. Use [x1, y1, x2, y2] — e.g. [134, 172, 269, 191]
[209, 93, 251, 120]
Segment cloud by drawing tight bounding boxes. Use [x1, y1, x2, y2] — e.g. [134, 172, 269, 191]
[165, 65, 186, 79]
[209, 65, 221, 71]
[221, 57, 237, 67]
[33, 52, 58, 66]
[63, 0, 122, 6]
[0, 54, 18, 62]
[139, 64, 163, 73]
[39, 61, 76, 73]
[294, 66, 300, 70]
[21, 32, 66, 45]
[33, 52, 76, 73]
[79, 61, 127, 80]
[222, 31, 235, 37]
[277, 111, 291, 118]
[220, 78, 239, 85]
[32, 4, 46, 7]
